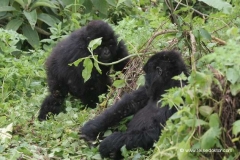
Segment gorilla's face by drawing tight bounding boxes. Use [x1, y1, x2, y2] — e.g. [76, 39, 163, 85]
[144, 60, 173, 98]
[143, 51, 187, 99]
[94, 38, 118, 63]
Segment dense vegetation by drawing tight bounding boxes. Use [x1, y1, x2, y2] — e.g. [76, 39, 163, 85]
[0, 0, 240, 159]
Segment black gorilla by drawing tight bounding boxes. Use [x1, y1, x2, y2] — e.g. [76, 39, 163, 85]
[80, 51, 188, 159]
[38, 20, 129, 120]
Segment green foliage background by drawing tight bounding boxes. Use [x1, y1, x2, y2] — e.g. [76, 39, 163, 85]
[0, 0, 240, 159]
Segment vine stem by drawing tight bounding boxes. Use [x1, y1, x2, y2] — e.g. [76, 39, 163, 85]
[87, 47, 152, 66]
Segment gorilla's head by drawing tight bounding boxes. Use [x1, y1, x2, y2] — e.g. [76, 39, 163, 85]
[143, 51, 188, 99]
[86, 20, 119, 63]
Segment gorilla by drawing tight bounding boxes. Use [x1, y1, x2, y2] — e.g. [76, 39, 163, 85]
[80, 51, 188, 159]
[38, 20, 129, 120]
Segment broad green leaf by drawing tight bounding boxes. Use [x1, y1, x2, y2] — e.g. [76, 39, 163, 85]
[117, 0, 126, 7]
[91, 0, 108, 15]
[121, 145, 128, 158]
[18, 147, 33, 156]
[0, 6, 16, 12]
[88, 37, 102, 51]
[195, 119, 208, 127]
[69, 58, 84, 67]
[91, 154, 102, 160]
[61, 0, 76, 6]
[200, 127, 221, 149]
[82, 58, 93, 82]
[38, 13, 60, 27]
[230, 83, 240, 96]
[93, 59, 102, 74]
[22, 25, 40, 48]
[113, 79, 125, 88]
[177, 141, 190, 160]
[199, 28, 211, 40]
[198, 0, 232, 14]
[199, 106, 213, 117]
[226, 68, 239, 84]
[232, 120, 240, 136]
[106, 0, 117, 6]
[0, 123, 13, 142]
[14, 0, 25, 8]
[0, 0, 9, 6]
[30, 0, 58, 10]
[23, 10, 37, 29]
[6, 19, 23, 31]
[209, 113, 220, 128]
[103, 130, 112, 137]
[123, 0, 132, 7]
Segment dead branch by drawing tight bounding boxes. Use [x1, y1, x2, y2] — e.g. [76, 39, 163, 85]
[189, 31, 196, 71]
[142, 30, 178, 52]
[211, 36, 227, 45]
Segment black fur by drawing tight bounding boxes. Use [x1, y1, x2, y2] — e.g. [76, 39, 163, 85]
[38, 20, 129, 120]
[80, 51, 188, 159]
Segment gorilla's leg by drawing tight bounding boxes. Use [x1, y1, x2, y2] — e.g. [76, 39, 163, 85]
[99, 101, 176, 159]
[80, 86, 149, 142]
[99, 132, 126, 160]
[99, 127, 160, 160]
[38, 75, 68, 120]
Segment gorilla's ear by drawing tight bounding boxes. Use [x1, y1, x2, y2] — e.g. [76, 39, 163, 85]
[156, 66, 162, 76]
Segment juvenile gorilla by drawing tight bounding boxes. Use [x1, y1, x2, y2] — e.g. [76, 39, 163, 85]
[38, 20, 129, 120]
[80, 51, 188, 159]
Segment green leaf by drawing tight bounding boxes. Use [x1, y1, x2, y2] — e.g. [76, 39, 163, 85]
[226, 68, 239, 84]
[121, 145, 128, 158]
[103, 130, 112, 137]
[30, 0, 58, 10]
[200, 127, 221, 149]
[14, 0, 25, 8]
[117, 0, 126, 7]
[23, 10, 37, 29]
[38, 13, 60, 27]
[22, 25, 40, 49]
[177, 141, 190, 160]
[88, 37, 102, 52]
[198, 0, 232, 14]
[91, 154, 102, 160]
[106, 0, 117, 6]
[0, 0, 9, 6]
[113, 79, 125, 88]
[69, 58, 84, 67]
[199, 106, 213, 117]
[93, 58, 102, 74]
[199, 28, 211, 40]
[82, 58, 93, 82]
[6, 19, 23, 31]
[91, 0, 108, 15]
[0, 123, 13, 142]
[230, 83, 240, 96]
[195, 119, 208, 127]
[0, 6, 16, 12]
[209, 113, 220, 128]
[232, 120, 240, 136]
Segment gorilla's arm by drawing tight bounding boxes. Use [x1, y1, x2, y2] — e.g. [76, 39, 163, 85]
[80, 86, 149, 141]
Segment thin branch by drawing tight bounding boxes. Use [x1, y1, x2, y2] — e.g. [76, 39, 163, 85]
[189, 31, 196, 71]
[141, 30, 178, 52]
[211, 36, 226, 45]
[35, 26, 51, 36]
[174, 0, 209, 18]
